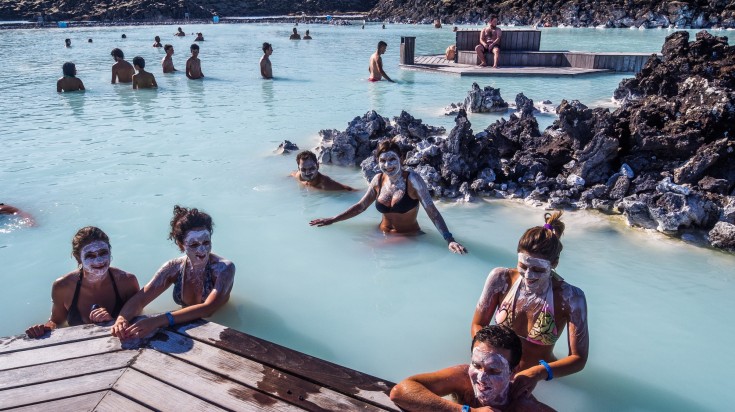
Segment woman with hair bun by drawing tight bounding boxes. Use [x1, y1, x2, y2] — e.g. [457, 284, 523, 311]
[471, 211, 588, 397]
[26, 227, 139, 338]
[111, 206, 235, 340]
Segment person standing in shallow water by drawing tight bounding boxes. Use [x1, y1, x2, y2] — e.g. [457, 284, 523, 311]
[111, 206, 235, 340]
[369, 41, 394, 82]
[186, 43, 204, 79]
[26, 227, 140, 338]
[310, 140, 467, 254]
[291, 151, 354, 191]
[162, 44, 177, 73]
[303, 30, 312, 40]
[260, 42, 273, 79]
[64, 38, 71, 47]
[471, 211, 588, 398]
[111, 48, 135, 84]
[289, 28, 301, 40]
[57, 62, 85, 92]
[152, 35, 162, 47]
[132, 56, 157, 89]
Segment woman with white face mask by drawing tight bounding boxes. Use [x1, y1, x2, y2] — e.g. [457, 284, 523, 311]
[310, 140, 467, 254]
[471, 211, 589, 399]
[25, 227, 140, 338]
[111, 206, 235, 340]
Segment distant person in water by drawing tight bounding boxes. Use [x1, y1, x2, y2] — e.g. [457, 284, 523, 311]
[382, 24, 386, 29]
[476, 14, 501, 68]
[186, 44, 204, 79]
[195, 32, 204, 41]
[64, 38, 71, 47]
[57, 62, 85, 92]
[25, 227, 140, 339]
[368, 41, 394, 82]
[303, 30, 312, 40]
[310, 140, 467, 254]
[153, 35, 162, 47]
[175, 27, 185, 36]
[291, 151, 355, 191]
[162, 44, 177, 73]
[453, 26, 458, 32]
[121, 34, 127, 39]
[132, 56, 158, 89]
[111, 48, 135, 84]
[289, 27, 301, 40]
[260, 42, 273, 79]
[88, 38, 93, 43]
[0, 203, 35, 225]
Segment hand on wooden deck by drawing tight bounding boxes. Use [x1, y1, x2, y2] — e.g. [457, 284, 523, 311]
[25, 324, 51, 339]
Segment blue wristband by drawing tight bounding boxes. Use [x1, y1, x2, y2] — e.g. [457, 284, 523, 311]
[539, 360, 553, 381]
[462, 405, 470, 412]
[165, 312, 175, 327]
[443, 231, 454, 241]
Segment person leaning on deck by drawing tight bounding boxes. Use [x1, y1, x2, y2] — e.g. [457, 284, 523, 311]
[25, 227, 140, 338]
[111, 205, 235, 340]
[475, 15, 501, 68]
[471, 211, 588, 398]
[310, 139, 467, 254]
[390, 325, 555, 411]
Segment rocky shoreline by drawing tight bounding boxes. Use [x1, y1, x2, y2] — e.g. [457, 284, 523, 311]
[312, 31, 735, 252]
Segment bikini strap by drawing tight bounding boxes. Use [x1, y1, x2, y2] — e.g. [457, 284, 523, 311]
[70, 269, 84, 308]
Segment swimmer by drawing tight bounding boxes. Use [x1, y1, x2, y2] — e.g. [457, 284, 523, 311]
[289, 27, 301, 40]
[64, 38, 71, 47]
[186, 43, 204, 79]
[175, 27, 186, 37]
[260, 42, 273, 79]
[390, 325, 554, 411]
[57, 62, 85, 92]
[121, 34, 127, 39]
[153, 35, 162, 47]
[291, 151, 355, 191]
[0, 203, 35, 225]
[382, 24, 386, 29]
[194, 32, 204, 41]
[110, 48, 135, 84]
[88, 38, 93, 43]
[111, 206, 235, 341]
[310, 140, 467, 254]
[25, 227, 140, 339]
[471, 211, 588, 398]
[132, 56, 158, 89]
[162, 44, 177, 73]
[303, 30, 312, 40]
[368, 41, 394, 82]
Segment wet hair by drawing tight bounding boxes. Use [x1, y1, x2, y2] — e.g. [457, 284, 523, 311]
[262, 42, 271, 53]
[489, 14, 498, 22]
[190, 43, 199, 51]
[296, 150, 317, 166]
[64, 38, 71, 46]
[517, 210, 565, 263]
[377, 40, 387, 49]
[155, 35, 161, 41]
[132, 56, 145, 68]
[62, 62, 76, 76]
[471, 325, 522, 370]
[306, 30, 310, 34]
[375, 139, 403, 162]
[178, 27, 183, 31]
[121, 34, 126, 39]
[111, 48, 124, 59]
[169, 205, 214, 251]
[71, 226, 110, 264]
[293, 28, 298, 33]
[87, 38, 92, 43]
[164, 44, 173, 52]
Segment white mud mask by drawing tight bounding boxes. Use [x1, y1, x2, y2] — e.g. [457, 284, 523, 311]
[517, 252, 552, 294]
[184, 229, 211, 265]
[298, 159, 318, 182]
[468, 344, 511, 406]
[80, 241, 111, 281]
[378, 151, 402, 178]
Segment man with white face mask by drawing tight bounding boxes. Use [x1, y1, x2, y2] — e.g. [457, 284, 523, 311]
[390, 325, 554, 411]
[291, 150, 355, 191]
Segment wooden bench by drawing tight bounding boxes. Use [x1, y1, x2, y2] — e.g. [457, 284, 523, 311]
[456, 29, 542, 64]
[457, 50, 566, 66]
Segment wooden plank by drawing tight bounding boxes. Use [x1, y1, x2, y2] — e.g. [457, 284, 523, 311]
[0, 336, 124, 371]
[533, 32, 540, 51]
[4, 391, 106, 412]
[173, 321, 397, 411]
[95, 391, 153, 412]
[112, 368, 228, 411]
[0, 350, 137, 390]
[0, 369, 125, 409]
[149, 330, 387, 411]
[0, 324, 110, 355]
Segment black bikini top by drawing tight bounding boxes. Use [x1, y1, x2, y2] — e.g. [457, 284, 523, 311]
[375, 172, 419, 214]
[67, 269, 124, 326]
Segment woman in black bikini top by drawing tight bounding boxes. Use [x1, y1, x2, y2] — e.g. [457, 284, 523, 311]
[310, 140, 467, 254]
[25, 226, 140, 338]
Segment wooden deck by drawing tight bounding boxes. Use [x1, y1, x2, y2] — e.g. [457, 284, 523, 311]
[406, 55, 611, 77]
[0, 320, 398, 411]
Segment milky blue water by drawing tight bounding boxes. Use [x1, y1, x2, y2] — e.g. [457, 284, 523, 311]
[1, 23, 733, 411]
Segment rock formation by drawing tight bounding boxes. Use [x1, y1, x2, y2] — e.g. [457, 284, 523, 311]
[444, 83, 509, 116]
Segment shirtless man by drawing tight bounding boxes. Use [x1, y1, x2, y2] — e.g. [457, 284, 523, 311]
[186, 44, 204, 79]
[152, 36, 162, 47]
[64, 38, 71, 47]
[162, 44, 177, 73]
[132, 56, 158, 89]
[260, 42, 273, 79]
[303, 30, 312, 40]
[368, 41, 394, 82]
[57, 62, 85, 92]
[110, 48, 135, 84]
[175, 27, 185, 37]
[289, 28, 301, 40]
[291, 151, 354, 191]
[195, 32, 204, 41]
[475, 15, 502, 68]
[390, 325, 554, 412]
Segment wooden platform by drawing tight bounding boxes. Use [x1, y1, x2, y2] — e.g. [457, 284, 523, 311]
[406, 55, 611, 77]
[0, 320, 398, 411]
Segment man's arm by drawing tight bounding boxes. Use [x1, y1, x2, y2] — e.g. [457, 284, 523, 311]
[151, 75, 158, 88]
[260, 59, 268, 78]
[78, 79, 85, 91]
[111, 66, 117, 84]
[132, 74, 138, 89]
[56, 79, 62, 93]
[489, 30, 502, 49]
[390, 365, 484, 412]
[479, 29, 488, 47]
[377, 56, 394, 83]
[186, 58, 193, 79]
